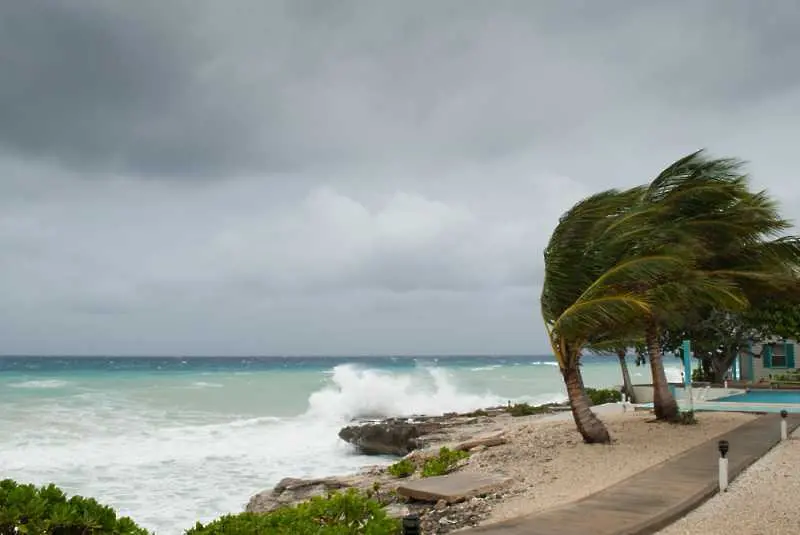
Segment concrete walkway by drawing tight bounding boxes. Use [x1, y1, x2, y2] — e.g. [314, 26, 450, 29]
[467, 414, 800, 535]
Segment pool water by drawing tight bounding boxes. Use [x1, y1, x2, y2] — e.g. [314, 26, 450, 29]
[715, 390, 800, 404]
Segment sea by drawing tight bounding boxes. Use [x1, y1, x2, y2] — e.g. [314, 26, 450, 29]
[0, 355, 682, 534]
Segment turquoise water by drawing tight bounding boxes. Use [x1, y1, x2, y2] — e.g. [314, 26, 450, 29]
[0, 355, 680, 533]
[715, 390, 800, 404]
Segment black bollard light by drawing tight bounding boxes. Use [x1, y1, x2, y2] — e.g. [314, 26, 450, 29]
[718, 439, 729, 458]
[402, 513, 420, 535]
[781, 410, 789, 440]
[718, 439, 730, 492]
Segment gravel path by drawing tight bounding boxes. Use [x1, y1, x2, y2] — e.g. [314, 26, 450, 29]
[658, 427, 800, 535]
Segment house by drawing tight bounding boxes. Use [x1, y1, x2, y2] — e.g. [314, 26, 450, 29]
[737, 339, 798, 382]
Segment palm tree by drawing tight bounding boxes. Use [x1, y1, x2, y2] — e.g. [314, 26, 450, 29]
[636, 151, 800, 420]
[541, 187, 688, 442]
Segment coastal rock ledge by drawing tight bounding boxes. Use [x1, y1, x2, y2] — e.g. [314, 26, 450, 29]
[337, 418, 446, 456]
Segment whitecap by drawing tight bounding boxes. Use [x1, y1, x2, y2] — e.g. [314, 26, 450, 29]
[9, 379, 69, 389]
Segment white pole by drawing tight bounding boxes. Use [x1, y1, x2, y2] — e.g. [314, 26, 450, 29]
[719, 457, 729, 492]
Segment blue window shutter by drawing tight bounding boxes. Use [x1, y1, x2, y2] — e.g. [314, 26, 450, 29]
[764, 345, 773, 368]
[787, 342, 796, 369]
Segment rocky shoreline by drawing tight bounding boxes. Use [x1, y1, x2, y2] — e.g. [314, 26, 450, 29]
[246, 404, 559, 533]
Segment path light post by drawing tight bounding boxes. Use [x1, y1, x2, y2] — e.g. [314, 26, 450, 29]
[780, 410, 788, 441]
[402, 513, 420, 535]
[718, 440, 729, 492]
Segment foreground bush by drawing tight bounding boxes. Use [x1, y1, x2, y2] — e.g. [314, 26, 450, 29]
[585, 388, 622, 406]
[0, 479, 149, 535]
[187, 489, 400, 535]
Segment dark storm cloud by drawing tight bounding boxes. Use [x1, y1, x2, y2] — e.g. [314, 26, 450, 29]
[2, 0, 798, 178]
[1, 1, 799, 355]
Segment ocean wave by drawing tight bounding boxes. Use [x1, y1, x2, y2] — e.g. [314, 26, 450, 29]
[9, 379, 69, 389]
[469, 365, 502, 372]
[305, 364, 507, 422]
[531, 361, 559, 367]
[189, 382, 223, 389]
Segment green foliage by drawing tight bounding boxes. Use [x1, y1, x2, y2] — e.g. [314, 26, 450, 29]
[585, 388, 622, 406]
[463, 408, 489, 417]
[0, 479, 149, 535]
[506, 402, 550, 417]
[674, 411, 698, 425]
[386, 459, 415, 478]
[772, 370, 800, 382]
[187, 489, 400, 535]
[692, 367, 714, 382]
[421, 447, 470, 478]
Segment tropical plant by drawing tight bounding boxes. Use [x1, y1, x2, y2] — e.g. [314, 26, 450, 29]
[0, 479, 149, 535]
[541, 186, 688, 442]
[636, 151, 800, 417]
[187, 489, 400, 535]
[585, 387, 623, 406]
[387, 459, 415, 478]
[420, 447, 469, 477]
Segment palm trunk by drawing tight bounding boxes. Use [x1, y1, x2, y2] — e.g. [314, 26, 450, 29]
[645, 316, 679, 421]
[562, 363, 611, 444]
[616, 349, 637, 403]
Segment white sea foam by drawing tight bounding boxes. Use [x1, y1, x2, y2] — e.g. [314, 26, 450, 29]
[9, 379, 69, 389]
[531, 361, 559, 366]
[469, 365, 502, 372]
[190, 381, 224, 388]
[306, 364, 505, 422]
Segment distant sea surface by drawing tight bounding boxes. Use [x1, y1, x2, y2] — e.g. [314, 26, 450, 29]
[0, 355, 681, 534]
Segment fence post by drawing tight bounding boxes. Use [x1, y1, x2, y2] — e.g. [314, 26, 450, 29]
[718, 439, 729, 492]
[402, 513, 420, 535]
[781, 410, 788, 440]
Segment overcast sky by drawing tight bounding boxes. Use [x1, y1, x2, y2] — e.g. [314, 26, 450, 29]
[1, 1, 799, 356]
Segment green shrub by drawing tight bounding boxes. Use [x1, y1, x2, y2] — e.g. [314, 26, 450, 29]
[675, 411, 698, 425]
[585, 388, 622, 406]
[387, 459, 415, 478]
[463, 408, 489, 417]
[0, 479, 149, 535]
[506, 402, 550, 417]
[421, 447, 470, 478]
[187, 489, 400, 535]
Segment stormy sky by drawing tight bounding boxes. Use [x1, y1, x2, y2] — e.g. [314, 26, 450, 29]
[1, 1, 799, 356]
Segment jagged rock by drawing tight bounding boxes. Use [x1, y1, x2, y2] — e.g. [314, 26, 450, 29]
[338, 419, 445, 455]
[245, 476, 354, 513]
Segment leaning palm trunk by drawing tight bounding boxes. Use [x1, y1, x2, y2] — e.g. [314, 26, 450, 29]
[616, 349, 636, 403]
[562, 360, 611, 444]
[645, 316, 679, 421]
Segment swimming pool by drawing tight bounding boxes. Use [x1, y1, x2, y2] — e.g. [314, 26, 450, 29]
[714, 390, 800, 404]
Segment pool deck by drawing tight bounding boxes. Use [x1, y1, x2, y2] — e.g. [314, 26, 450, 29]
[466, 413, 800, 535]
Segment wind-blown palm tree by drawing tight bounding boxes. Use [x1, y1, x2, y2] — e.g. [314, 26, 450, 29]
[541, 187, 688, 442]
[635, 151, 800, 420]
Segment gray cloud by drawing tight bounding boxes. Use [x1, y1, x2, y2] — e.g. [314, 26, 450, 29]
[0, 1, 799, 355]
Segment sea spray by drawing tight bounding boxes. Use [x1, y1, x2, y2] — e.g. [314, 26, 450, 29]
[305, 364, 506, 421]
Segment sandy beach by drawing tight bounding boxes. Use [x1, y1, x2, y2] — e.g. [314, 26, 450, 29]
[457, 406, 756, 525]
[657, 426, 800, 535]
